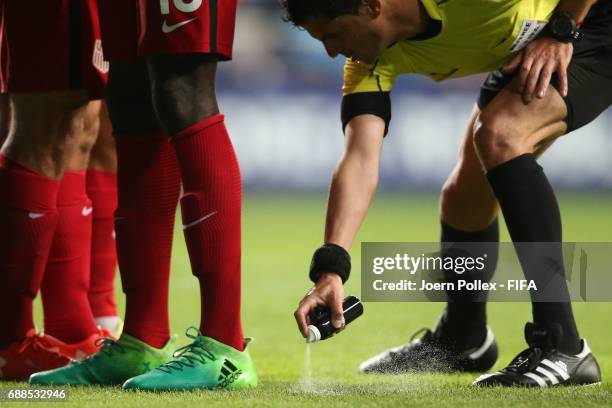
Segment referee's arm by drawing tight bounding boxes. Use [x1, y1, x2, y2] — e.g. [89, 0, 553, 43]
[294, 110, 386, 337]
[324, 93, 389, 251]
[556, 0, 598, 22]
[294, 61, 395, 338]
[324, 113, 384, 251]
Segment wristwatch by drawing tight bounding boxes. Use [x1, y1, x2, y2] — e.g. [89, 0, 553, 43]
[546, 11, 584, 42]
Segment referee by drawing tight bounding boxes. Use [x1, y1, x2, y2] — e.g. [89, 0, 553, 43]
[286, 0, 609, 387]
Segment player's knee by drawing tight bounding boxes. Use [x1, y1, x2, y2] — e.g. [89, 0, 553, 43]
[472, 112, 519, 164]
[106, 63, 159, 134]
[4, 96, 88, 177]
[147, 54, 219, 134]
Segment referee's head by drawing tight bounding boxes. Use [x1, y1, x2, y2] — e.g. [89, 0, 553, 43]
[281, 0, 363, 26]
[281, 0, 388, 63]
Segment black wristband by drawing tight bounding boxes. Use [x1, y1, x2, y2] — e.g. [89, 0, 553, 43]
[309, 244, 351, 284]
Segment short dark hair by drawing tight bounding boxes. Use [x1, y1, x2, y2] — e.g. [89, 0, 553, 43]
[281, 0, 362, 26]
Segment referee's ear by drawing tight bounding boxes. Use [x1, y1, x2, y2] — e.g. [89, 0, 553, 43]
[360, 0, 382, 18]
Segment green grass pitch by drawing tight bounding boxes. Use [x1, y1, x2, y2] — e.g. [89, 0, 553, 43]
[2, 193, 611, 407]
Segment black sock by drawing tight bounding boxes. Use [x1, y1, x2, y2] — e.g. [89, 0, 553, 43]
[438, 220, 499, 350]
[487, 154, 580, 354]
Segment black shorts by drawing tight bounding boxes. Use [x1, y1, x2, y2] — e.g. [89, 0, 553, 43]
[478, 0, 612, 133]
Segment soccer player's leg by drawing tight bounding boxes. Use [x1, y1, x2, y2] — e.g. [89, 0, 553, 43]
[122, 0, 256, 391]
[124, 53, 257, 394]
[30, 63, 180, 386]
[29, 65, 179, 387]
[86, 101, 123, 338]
[470, 43, 612, 386]
[39, 99, 110, 361]
[0, 90, 92, 381]
[0, 1, 107, 380]
[438, 106, 498, 360]
[360, 107, 500, 374]
[30, 0, 122, 364]
[29, 1, 176, 385]
[100, 0, 180, 355]
[109, 61, 180, 355]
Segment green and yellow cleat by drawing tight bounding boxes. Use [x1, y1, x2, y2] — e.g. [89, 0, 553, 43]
[122, 327, 258, 391]
[29, 333, 175, 385]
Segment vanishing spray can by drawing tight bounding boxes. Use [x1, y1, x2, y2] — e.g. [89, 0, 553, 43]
[306, 296, 364, 343]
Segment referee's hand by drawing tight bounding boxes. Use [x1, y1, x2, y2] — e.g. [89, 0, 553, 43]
[294, 273, 345, 338]
[502, 36, 573, 104]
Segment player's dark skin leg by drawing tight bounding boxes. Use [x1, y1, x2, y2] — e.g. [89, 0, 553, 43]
[146, 54, 246, 350]
[146, 54, 219, 134]
[105, 63, 159, 134]
[1, 92, 90, 179]
[470, 78, 581, 354]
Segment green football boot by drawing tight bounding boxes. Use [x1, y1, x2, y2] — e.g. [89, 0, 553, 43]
[122, 327, 258, 391]
[29, 333, 175, 385]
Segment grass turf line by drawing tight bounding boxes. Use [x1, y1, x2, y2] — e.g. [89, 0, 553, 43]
[1, 193, 610, 407]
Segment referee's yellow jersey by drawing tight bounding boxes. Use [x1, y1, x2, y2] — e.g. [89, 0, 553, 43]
[343, 0, 561, 95]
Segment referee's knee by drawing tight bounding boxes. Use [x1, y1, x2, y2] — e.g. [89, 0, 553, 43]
[473, 112, 524, 169]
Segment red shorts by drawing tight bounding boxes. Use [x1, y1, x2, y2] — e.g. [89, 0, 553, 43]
[99, 0, 237, 63]
[0, 0, 108, 99]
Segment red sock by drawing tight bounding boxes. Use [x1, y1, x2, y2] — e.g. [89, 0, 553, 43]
[171, 114, 244, 351]
[0, 155, 59, 348]
[41, 171, 98, 343]
[115, 132, 180, 348]
[86, 169, 118, 318]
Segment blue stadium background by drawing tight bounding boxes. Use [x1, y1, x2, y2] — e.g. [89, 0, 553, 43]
[218, 1, 612, 192]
